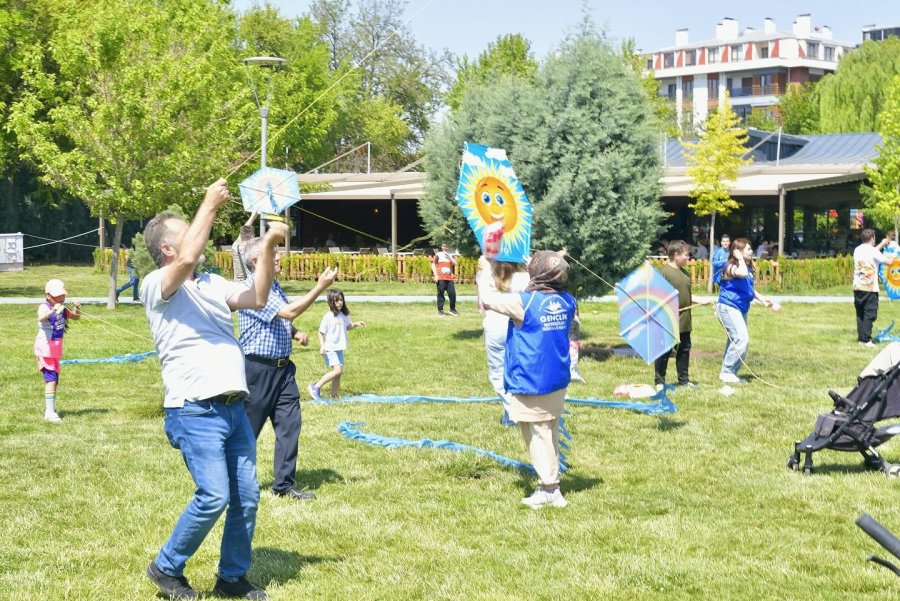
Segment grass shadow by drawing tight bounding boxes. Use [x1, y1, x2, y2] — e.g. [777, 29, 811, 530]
[262, 468, 345, 492]
[62, 407, 110, 417]
[580, 344, 640, 363]
[516, 470, 602, 495]
[656, 416, 687, 431]
[251, 548, 343, 586]
[451, 329, 484, 341]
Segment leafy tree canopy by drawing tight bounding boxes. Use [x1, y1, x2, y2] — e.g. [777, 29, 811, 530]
[422, 27, 665, 296]
[447, 33, 538, 112]
[817, 38, 900, 133]
[862, 76, 900, 234]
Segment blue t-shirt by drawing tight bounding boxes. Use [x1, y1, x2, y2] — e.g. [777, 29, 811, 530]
[718, 268, 755, 314]
[711, 247, 729, 285]
[504, 291, 576, 395]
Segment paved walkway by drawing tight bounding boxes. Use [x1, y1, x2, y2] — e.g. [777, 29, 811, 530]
[0, 294, 860, 305]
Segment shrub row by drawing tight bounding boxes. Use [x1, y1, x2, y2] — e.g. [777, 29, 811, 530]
[93, 250, 853, 293]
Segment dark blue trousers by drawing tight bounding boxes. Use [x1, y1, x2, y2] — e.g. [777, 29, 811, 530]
[243, 359, 302, 493]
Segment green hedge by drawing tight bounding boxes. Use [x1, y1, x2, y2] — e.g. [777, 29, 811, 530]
[93, 251, 853, 293]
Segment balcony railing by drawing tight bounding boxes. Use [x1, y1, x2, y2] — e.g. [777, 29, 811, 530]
[728, 84, 783, 97]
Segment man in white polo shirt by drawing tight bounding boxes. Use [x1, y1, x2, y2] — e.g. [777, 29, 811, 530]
[141, 178, 286, 601]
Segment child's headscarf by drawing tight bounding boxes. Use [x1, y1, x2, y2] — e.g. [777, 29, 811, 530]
[527, 251, 569, 292]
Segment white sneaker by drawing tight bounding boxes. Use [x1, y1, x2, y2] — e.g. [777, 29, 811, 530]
[859, 341, 876, 348]
[569, 369, 585, 384]
[719, 373, 746, 384]
[521, 488, 568, 509]
[307, 383, 322, 401]
[44, 412, 62, 423]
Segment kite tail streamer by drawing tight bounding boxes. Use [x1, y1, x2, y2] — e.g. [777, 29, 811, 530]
[60, 351, 157, 365]
[874, 320, 900, 343]
[565, 386, 677, 415]
[336, 421, 561, 475]
[314, 392, 676, 414]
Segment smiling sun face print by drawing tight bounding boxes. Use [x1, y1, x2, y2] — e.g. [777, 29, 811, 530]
[456, 142, 532, 263]
[474, 176, 518, 232]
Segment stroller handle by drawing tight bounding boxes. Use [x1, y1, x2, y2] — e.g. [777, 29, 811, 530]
[856, 514, 900, 561]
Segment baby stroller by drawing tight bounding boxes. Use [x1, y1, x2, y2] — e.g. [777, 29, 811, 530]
[787, 343, 900, 476]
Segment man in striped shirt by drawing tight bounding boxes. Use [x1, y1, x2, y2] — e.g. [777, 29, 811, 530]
[238, 239, 336, 501]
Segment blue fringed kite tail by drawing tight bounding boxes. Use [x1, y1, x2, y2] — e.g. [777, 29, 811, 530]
[874, 321, 900, 344]
[60, 351, 157, 365]
[317, 387, 677, 415]
[327, 387, 676, 473]
[337, 420, 565, 475]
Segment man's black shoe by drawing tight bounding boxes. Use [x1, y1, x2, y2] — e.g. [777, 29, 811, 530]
[273, 487, 316, 500]
[213, 575, 268, 600]
[147, 561, 198, 599]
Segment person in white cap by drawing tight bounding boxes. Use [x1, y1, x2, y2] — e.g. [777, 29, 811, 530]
[34, 278, 80, 423]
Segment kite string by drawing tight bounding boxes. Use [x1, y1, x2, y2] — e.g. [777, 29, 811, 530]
[224, 0, 437, 181]
[567, 255, 782, 388]
[23, 228, 101, 250]
[566, 254, 680, 343]
[66, 303, 153, 343]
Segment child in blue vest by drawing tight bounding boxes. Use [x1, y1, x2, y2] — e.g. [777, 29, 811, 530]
[479, 251, 576, 509]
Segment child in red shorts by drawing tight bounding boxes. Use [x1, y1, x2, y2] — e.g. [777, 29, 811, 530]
[34, 279, 80, 423]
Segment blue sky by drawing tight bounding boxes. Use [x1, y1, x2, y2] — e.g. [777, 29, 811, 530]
[232, 0, 898, 59]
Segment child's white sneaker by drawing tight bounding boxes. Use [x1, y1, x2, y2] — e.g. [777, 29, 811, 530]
[44, 412, 62, 423]
[521, 487, 568, 509]
[719, 373, 746, 384]
[307, 383, 322, 401]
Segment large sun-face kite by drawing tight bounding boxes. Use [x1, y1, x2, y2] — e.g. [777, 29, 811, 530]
[880, 244, 900, 300]
[456, 142, 532, 263]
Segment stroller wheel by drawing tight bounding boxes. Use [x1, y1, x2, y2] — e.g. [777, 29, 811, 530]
[863, 455, 885, 471]
[786, 456, 800, 471]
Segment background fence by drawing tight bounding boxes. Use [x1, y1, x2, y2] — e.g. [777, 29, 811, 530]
[94, 249, 854, 293]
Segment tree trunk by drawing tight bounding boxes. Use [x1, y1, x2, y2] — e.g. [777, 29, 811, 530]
[106, 213, 125, 310]
[707, 211, 717, 293]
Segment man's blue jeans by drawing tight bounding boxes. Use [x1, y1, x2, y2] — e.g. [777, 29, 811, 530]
[716, 303, 750, 377]
[155, 400, 259, 580]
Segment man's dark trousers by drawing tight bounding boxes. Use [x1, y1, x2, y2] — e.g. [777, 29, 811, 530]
[243, 358, 302, 493]
[437, 280, 456, 312]
[854, 290, 879, 343]
[654, 331, 692, 385]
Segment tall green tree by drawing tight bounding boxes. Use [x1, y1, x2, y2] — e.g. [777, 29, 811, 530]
[862, 76, 900, 237]
[778, 82, 821, 134]
[309, 0, 451, 168]
[447, 33, 538, 112]
[817, 38, 900, 133]
[621, 38, 678, 138]
[422, 28, 666, 296]
[682, 91, 752, 290]
[9, 0, 246, 307]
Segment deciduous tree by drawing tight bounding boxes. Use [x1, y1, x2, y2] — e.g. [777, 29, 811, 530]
[863, 76, 900, 237]
[682, 92, 752, 291]
[9, 0, 246, 307]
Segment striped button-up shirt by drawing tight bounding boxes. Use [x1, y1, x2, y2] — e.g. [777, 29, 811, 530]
[238, 278, 293, 359]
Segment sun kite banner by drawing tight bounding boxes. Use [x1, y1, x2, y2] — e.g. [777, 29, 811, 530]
[880, 244, 900, 301]
[456, 142, 532, 263]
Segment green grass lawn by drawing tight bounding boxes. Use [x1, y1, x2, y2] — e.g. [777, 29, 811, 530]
[3, 298, 900, 599]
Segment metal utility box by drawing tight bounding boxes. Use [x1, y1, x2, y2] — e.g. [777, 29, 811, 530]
[0, 233, 24, 271]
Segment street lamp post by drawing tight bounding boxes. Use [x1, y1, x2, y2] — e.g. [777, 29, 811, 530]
[242, 56, 288, 235]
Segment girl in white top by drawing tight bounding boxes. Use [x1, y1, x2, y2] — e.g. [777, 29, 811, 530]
[308, 289, 365, 400]
[477, 257, 530, 423]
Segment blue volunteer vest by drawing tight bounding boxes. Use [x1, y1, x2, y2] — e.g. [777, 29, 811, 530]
[504, 291, 576, 395]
